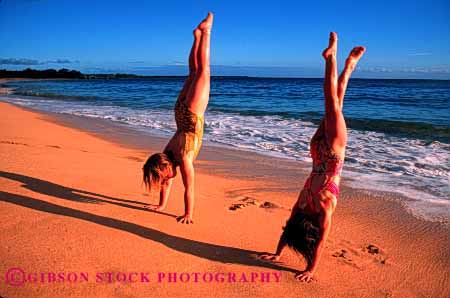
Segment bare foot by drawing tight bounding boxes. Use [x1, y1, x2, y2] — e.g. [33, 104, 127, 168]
[197, 12, 214, 33]
[259, 253, 281, 262]
[322, 32, 338, 59]
[344, 46, 366, 72]
[146, 204, 166, 212]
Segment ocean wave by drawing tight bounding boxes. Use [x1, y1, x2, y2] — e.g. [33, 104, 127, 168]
[12, 90, 101, 102]
[346, 118, 450, 143]
[207, 107, 450, 143]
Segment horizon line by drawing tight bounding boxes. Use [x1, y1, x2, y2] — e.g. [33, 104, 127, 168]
[1, 68, 450, 81]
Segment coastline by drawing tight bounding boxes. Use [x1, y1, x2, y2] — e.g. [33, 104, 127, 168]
[0, 78, 73, 95]
[0, 100, 449, 297]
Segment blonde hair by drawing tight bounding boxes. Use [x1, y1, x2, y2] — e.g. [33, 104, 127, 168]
[143, 153, 173, 191]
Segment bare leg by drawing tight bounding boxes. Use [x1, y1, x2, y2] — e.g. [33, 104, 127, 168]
[185, 12, 213, 115]
[337, 46, 366, 108]
[322, 32, 347, 155]
[177, 29, 202, 101]
[322, 32, 339, 103]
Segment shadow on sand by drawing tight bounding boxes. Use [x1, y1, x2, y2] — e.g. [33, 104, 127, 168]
[0, 170, 176, 218]
[0, 171, 296, 273]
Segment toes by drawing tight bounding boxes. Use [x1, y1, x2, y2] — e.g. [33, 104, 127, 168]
[347, 46, 366, 63]
[329, 32, 338, 43]
[352, 46, 366, 56]
[323, 32, 338, 59]
[357, 46, 366, 55]
[198, 12, 214, 31]
[206, 12, 214, 22]
[328, 32, 338, 49]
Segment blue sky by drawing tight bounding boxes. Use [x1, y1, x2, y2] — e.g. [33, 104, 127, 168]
[0, 0, 449, 78]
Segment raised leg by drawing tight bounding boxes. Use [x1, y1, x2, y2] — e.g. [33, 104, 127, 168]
[337, 46, 366, 108]
[322, 32, 347, 154]
[185, 12, 213, 115]
[177, 28, 202, 101]
[322, 32, 339, 104]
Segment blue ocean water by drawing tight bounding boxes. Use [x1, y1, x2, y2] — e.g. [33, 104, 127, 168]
[1, 78, 449, 222]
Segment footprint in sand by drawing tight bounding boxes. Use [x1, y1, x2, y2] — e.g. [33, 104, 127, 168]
[228, 196, 280, 211]
[125, 156, 144, 162]
[332, 242, 388, 269]
[332, 248, 362, 269]
[365, 244, 380, 255]
[1, 140, 29, 146]
[363, 244, 389, 265]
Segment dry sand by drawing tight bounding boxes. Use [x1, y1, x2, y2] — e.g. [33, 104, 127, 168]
[0, 101, 449, 298]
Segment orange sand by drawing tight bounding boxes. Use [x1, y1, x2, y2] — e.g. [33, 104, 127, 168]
[0, 101, 449, 298]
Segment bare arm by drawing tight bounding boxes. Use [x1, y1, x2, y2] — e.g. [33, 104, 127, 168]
[307, 206, 332, 274]
[273, 236, 288, 260]
[296, 198, 334, 282]
[178, 156, 195, 224]
[260, 235, 287, 261]
[159, 178, 173, 209]
[260, 196, 302, 261]
[147, 178, 173, 212]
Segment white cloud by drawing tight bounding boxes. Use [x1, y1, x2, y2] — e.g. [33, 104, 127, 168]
[359, 66, 450, 74]
[408, 52, 432, 56]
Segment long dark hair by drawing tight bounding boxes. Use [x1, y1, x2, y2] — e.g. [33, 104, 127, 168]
[280, 211, 321, 266]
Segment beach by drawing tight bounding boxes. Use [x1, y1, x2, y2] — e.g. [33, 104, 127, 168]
[1, 99, 449, 298]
